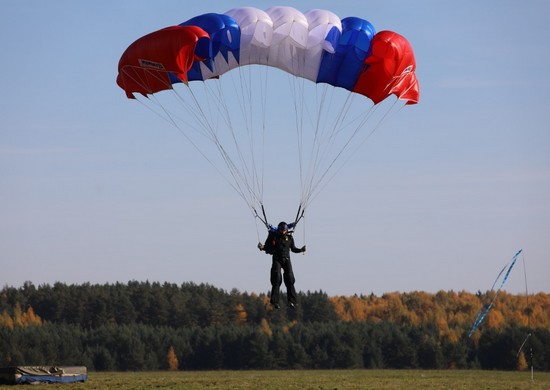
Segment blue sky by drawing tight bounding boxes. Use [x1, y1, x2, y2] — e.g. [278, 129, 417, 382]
[1, 0, 549, 296]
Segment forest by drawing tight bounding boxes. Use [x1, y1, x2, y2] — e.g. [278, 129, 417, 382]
[1, 281, 549, 371]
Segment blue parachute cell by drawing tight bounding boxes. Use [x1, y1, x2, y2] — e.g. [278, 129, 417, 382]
[316, 17, 376, 91]
[179, 13, 241, 81]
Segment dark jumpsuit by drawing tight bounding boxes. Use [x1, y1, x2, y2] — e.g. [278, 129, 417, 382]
[264, 231, 304, 306]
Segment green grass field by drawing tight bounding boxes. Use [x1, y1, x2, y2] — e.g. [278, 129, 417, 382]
[1, 370, 549, 389]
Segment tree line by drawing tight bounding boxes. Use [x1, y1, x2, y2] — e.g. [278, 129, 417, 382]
[0, 281, 549, 371]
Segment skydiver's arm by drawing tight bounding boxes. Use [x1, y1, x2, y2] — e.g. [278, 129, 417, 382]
[290, 237, 305, 253]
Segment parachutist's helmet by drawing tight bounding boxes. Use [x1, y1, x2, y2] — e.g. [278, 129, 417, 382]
[277, 222, 288, 232]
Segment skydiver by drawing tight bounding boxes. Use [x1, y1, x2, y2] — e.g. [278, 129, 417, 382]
[257, 221, 306, 309]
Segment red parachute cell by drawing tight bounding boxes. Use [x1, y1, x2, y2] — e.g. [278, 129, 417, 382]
[116, 26, 210, 99]
[353, 31, 419, 105]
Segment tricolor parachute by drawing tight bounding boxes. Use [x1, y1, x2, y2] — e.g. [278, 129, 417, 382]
[117, 6, 419, 232]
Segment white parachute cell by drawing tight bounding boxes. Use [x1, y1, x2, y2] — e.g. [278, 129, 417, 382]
[225, 7, 273, 66]
[223, 7, 342, 81]
[303, 9, 342, 81]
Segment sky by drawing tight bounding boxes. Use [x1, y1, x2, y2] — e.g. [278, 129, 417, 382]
[1, 0, 549, 297]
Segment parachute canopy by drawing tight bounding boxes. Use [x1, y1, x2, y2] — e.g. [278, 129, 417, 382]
[116, 7, 419, 230]
[117, 7, 419, 105]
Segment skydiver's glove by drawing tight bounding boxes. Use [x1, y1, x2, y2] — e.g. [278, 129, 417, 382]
[258, 243, 264, 251]
[301, 245, 306, 253]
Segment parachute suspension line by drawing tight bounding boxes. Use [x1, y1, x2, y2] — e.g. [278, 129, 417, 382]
[251, 203, 270, 230]
[304, 214, 307, 248]
[141, 91, 227, 162]
[287, 74, 342, 210]
[119, 66, 172, 102]
[288, 74, 331, 215]
[303, 84, 337, 206]
[150, 81, 262, 216]
[235, 64, 271, 233]
[304, 81, 331, 205]
[287, 67, 307, 242]
[261, 203, 269, 229]
[305, 97, 406, 208]
[285, 73, 307, 229]
[299, 84, 331, 207]
[225, 64, 271, 215]
[259, 66, 270, 209]
[230, 68, 255, 179]
[141, 84, 217, 140]
[136, 91, 257, 213]
[251, 64, 272, 210]
[288, 74, 307, 208]
[183, 85, 259, 209]
[292, 204, 305, 231]
[222, 63, 271, 236]
[243, 65, 261, 206]
[311, 88, 382, 208]
[303, 97, 404, 204]
[301, 92, 370, 209]
[337, 97, 402, 167]
[207, 76, 260, 210]
[134, 95, 183, 129]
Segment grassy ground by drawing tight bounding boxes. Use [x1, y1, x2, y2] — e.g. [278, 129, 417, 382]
[1, 369, 549, 389]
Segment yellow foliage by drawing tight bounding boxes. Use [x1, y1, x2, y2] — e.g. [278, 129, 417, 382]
[0, 304, 42, 328]
[13, 303, 23, 327]
[22, 306, 42, 326]
[329, 297, 349, 321]
[349, 296, 366, 321]
[530, 303, 548, 328]
[436, 316, 449, 338]
[261, 295, 271, 307]
[0, 310, 14, 329]
[167, 345, 179, 371]
[259, 318, 272, 337]
[517, 351, 528, 371]
[469, 330, 481, 345]
[328, 290, 550, 338]
[235, 303, 247, 325]
[486, 309, 505, 330]
[445, 328, 461, 344]
[282, 320, 297, 334]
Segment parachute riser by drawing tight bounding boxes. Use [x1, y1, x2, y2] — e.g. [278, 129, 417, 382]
[255, 203, 305, 234]
[252, 204, 270, 231]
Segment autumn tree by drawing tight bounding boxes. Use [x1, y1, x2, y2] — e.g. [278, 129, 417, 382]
[259, 318, 273, 337]
[167, 345, 179, 371]
[517, 350, 528, 371]
[235, 303, 247, 325]
[0, 304, 42, 328]
[0, 310, 14, 329]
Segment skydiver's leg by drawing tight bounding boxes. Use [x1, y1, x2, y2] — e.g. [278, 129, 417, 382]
[282, 258, 297, 305]
[270, 258, 282, 306]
